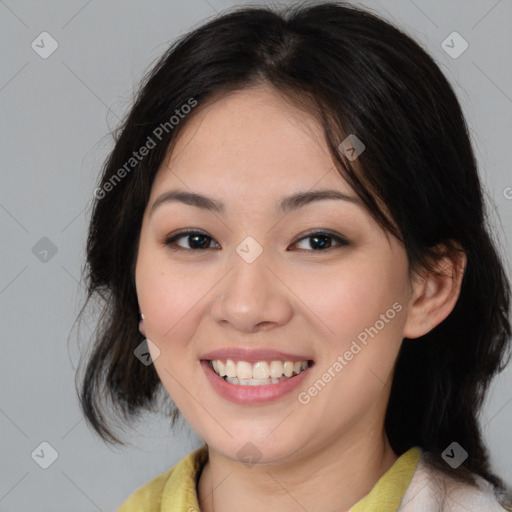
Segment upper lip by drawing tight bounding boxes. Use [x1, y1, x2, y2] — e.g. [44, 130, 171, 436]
[200, 348, 314, 363]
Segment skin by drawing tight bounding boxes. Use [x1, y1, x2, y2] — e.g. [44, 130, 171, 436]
[135, 85, 466, 512]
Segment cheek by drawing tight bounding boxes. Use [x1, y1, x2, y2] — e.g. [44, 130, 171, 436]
[137, 261, 206, 342]
[294, 251, 408, 412]
[295, 256, 406, 347]
[135, 254, 209, 407]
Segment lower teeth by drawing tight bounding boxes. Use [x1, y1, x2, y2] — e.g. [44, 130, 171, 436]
[224, 375, 297, 386]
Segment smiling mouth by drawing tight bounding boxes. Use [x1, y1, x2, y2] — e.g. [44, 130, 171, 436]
[206, 359, 315, 386]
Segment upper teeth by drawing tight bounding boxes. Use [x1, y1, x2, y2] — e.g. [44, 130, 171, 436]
[211, 360, 309, 379]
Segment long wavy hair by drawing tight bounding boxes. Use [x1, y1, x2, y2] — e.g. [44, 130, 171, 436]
[75, 0, 511, 501]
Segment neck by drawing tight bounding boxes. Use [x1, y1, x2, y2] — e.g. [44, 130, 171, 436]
[197, 427, 398, 512]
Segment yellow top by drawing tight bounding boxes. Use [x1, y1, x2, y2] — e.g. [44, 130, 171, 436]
[118, 444, 422, 512]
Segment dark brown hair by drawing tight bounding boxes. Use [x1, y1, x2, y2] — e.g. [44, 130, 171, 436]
[75, 0, 511, 502]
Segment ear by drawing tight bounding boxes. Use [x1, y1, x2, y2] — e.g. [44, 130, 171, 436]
[139, 312, 146, 337]
[402, 244, 466, 339]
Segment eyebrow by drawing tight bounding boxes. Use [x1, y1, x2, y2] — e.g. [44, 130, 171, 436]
[150, 188, 362, 216]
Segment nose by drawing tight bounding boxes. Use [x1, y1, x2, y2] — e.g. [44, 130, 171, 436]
[210, 246, 293, 333]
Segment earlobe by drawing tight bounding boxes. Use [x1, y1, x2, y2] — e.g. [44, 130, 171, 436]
[139, 312, 146, 337]
[402, 247, 466, 340]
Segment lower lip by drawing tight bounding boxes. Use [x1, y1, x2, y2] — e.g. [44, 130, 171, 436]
[200, 360, 313, 405]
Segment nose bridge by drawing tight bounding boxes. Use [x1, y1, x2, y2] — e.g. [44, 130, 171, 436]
[228, 235, 273, 308]
[210, 235, 292, 331]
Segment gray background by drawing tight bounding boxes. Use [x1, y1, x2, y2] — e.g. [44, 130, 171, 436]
[1, 0, 511, 510]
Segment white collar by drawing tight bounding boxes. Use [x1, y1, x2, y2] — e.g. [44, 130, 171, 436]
[398, 452, 508, 511]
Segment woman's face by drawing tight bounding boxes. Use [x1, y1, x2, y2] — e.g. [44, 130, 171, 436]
[135, 85, 414, 464]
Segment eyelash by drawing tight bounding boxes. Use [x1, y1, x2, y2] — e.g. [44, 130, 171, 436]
[163, 228, 349, 253]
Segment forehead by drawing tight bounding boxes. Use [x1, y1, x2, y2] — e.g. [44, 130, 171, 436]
[151, 85, 356, 199]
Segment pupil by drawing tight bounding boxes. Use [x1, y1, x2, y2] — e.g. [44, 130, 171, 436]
[190, 235, 209, 249]
[311, 235, 331, 250]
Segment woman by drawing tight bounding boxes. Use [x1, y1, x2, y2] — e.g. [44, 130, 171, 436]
[76, 2, 512, 510]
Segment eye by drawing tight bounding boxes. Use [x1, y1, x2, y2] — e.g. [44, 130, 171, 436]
[164, 229, 220, 251]
[290, 230, 349, 252]
[163, 229, 349, 252]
